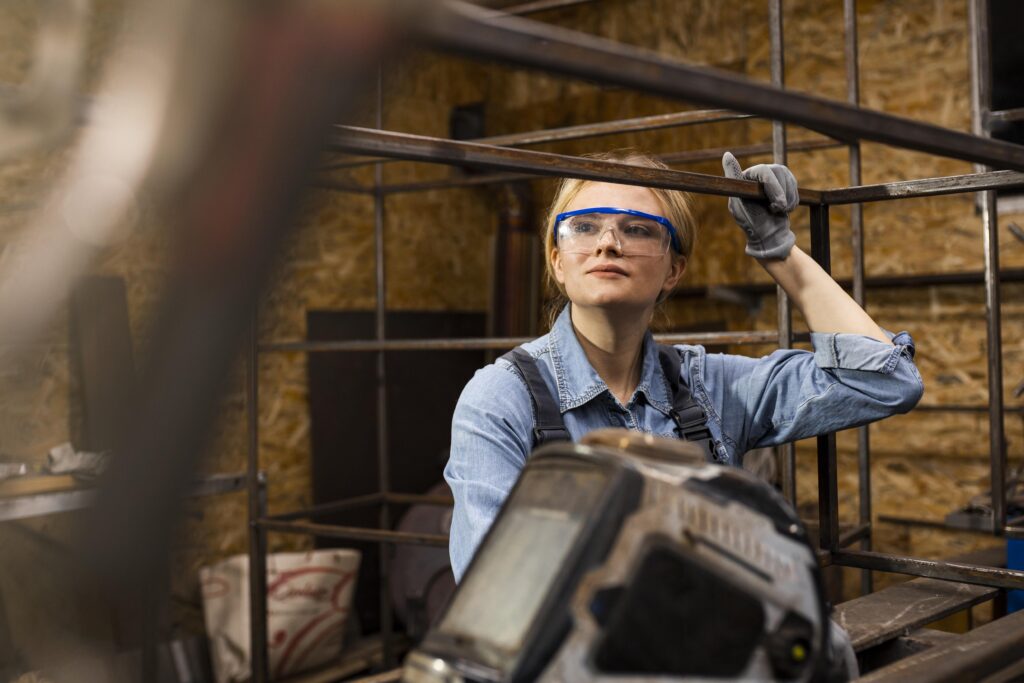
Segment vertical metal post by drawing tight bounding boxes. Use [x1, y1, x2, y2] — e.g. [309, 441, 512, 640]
[248, 312, 269, 683]
[970, 0, 1007, 536]
[810, 204, 839, 552]
[769, 0, 796, 507]
[844, 0, 873, 594]
[374, 67, 395, 667]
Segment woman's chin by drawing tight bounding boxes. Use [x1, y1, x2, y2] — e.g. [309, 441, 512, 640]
[574, 290, 656, 310]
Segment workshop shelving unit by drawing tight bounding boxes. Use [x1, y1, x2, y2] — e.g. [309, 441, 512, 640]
[245, 1, 1024, 680]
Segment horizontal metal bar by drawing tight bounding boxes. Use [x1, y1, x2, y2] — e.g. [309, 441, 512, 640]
[675, 267, 1024, 301]
[322, 108, 755, 172]
[880, 514, 1024, 535]
[265, 492, 385, 522]
[309, 178, 373, 195]
[259, 329, 782, 353]
[0, 473, 249, 523]
[660, 136, 838, 165]
[914, 403, 1024, 414]
[423, 2, 1024, 171]
[383, 492, 454, 506]
[0, 488, 95, 523]
[835, 576, 998, 652]
[266, 492, 453, 523]
[329, 126, 825, 203]
[985, 106, 1024, 126]
[484, 109, 753, 147]
[366, 136, 840, 195]
[832, 548, 1024, 591]
[823, 169, 1024, 204]
[257, 518, 449, 547]
[859, 608, 1024, 683]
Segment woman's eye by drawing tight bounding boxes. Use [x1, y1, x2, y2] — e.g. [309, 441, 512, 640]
[625, 223, 654, 237]
[573, 221, 598, 234]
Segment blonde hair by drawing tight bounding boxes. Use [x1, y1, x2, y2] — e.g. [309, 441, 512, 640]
[542, 151, 696, 324]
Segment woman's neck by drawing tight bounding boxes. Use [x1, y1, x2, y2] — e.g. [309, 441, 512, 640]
[569, 303, 653, 406]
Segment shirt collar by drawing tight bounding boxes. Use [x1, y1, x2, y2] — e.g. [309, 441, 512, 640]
[548, 304, 674, 414]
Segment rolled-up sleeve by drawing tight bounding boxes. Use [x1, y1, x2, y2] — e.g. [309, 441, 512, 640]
[445, 363, 533, 582]
[706, 331, 923, 454]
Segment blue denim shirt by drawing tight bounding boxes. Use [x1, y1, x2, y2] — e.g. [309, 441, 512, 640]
[445, 305, 923, 581]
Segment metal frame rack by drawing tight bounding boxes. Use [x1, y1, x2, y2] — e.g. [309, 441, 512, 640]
[245, 1, 1024, 680]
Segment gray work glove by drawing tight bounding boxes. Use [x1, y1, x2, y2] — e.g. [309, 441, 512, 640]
[722, 151, 799, 260]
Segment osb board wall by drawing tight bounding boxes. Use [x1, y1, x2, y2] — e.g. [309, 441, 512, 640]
[0, 0, 1020, 636]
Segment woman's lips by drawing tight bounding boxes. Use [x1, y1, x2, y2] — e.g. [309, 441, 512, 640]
[587, 264, 628, 277]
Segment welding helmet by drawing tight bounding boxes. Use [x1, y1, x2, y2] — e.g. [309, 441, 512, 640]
[403, 430, 836, 682]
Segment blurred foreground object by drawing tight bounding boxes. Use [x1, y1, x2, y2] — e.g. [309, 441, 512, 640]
[0, 0, 89, 160]
[0, 1, 419, 680]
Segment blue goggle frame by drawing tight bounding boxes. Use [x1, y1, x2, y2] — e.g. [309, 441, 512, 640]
[553, 206, 683, 255]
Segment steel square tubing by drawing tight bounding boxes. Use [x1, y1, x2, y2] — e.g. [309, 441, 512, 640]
[809, 204, 840, 553]
[985, 106, 1024, 126]
[330, 126, 1024, 204]
[971, 0, 1008, 539]
[859, 607, 1024, 683]
[247, 318, 269, 683]
[833, 549, 1024, 591]
[369, 137, 839, 196]
[824, 169, 1024, 204]
[421, 2, 1024, 172]
[265, 492, 453, 523]
[322, 108, 755, 172]
[329, 126, 825, 203]
[844, 0, 873, 596]
[258, 518, 449, 547]
[769, 0, 797, 510]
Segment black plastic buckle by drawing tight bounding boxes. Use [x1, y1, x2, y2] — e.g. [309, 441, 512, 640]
[533, 426, 571, 445]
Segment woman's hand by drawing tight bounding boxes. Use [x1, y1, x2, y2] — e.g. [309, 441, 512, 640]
[721, 151, 891, 344]
[721, 151, 798, 260]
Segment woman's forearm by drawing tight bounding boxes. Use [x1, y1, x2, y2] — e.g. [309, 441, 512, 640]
[759, 246, 892, 345]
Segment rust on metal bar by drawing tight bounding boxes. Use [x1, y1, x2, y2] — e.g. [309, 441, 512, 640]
[422, 2, 1024, 171]
[258, 518, 449, 547]
[259, 329, 782, 353]
[823, 169, 1024, 204]
[832, 548, 1024, 591]
[328, 126, 826, 204]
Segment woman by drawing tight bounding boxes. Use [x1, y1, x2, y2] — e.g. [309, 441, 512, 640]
[445, 151, 923, 582]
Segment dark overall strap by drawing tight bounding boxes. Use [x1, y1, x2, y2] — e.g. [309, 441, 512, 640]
[657, 344, 717, 461]
[501, 348, 571, 447]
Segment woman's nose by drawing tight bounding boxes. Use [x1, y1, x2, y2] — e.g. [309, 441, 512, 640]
[594, 227, 623, 254]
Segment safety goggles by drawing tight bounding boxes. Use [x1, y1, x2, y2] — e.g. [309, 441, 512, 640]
[553, 207, 682, 257]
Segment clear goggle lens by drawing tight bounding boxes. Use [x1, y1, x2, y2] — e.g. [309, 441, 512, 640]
[556, 213, 672, 257]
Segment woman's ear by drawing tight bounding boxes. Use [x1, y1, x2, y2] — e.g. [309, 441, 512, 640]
[551, 248, 566, 285]
[660, 255, 686, 296]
